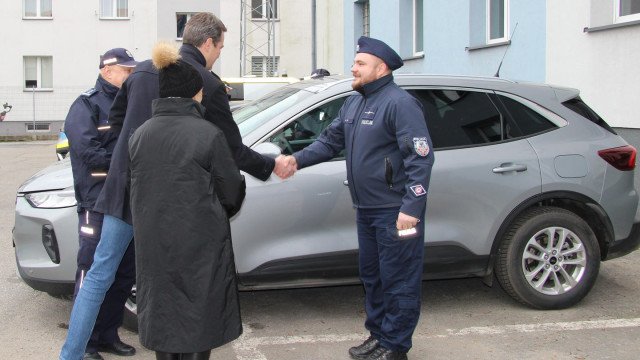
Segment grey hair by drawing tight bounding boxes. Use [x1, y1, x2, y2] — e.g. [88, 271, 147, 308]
[182, 13, 227, 47]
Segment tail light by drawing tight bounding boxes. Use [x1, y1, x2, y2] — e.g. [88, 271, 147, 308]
[598, 145, 636, 171]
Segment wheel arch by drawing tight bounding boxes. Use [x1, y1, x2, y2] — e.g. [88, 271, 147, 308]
[484, 191, 614, 282]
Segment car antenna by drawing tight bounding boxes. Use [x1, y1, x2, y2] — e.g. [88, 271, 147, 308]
[494, 22, 518, 78]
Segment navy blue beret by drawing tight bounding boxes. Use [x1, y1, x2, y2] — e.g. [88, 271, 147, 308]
[356, 36, 403, 71]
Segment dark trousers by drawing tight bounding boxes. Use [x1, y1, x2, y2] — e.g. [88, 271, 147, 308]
[74, 210, 136, 353]
[356, 207, 425, 353]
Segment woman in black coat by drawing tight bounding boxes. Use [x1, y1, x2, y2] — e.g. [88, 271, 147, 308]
[128, 43, 245, 360]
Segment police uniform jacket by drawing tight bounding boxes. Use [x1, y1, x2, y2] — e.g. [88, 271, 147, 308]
[65, 75, 119, 211]
[180, 44, 275, 181]
[293, 74, 435, 218]
[128, 97, 245, 352]
[93, 60, 159, 224]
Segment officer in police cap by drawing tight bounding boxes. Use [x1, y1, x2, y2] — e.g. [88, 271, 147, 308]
[279, 36, 435, 360]
[63, 48, 138, 360]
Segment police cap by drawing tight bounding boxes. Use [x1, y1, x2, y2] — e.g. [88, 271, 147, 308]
[99, 48, 139, 69]
[356, 36, 403, 71]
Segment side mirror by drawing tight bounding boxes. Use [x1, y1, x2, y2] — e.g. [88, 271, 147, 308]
[253, 142, 282, 159]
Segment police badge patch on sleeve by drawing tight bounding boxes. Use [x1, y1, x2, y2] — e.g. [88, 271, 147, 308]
[413, 137, 430, 156]
[410, 184, 427, 197]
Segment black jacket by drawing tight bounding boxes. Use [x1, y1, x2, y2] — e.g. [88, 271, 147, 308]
[180, 44, 275, 180]
[65, 75, 119, 211]
[93, 60, 158, 223]
[95, 48, 275, 223]
[129, 98, 245, 352]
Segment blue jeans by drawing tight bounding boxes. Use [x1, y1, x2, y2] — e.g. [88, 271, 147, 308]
[60, 215, 134, 360]
[74, 211, 135, 353]
[357, 207, 425, 353]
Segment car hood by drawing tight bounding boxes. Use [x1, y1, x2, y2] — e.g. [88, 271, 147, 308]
[18, 159, 73, 193]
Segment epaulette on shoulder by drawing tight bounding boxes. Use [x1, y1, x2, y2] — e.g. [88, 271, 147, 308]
[81, 88, 98, 97]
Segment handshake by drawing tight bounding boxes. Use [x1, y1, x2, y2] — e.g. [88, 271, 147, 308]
[273, 155, 298, 179]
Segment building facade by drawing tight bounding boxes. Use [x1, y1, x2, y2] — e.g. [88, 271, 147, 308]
[1, 0, 344, 137]
[342, 0, 639, 129]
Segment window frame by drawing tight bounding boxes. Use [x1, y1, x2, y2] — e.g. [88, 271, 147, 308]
[413, 0, 424, 55]
[614, 0, 640, 23]
[486, 0, 510, 45]
[23, 0, 53, 19]
[23, 56, 53, 91]
[26, 123, 51, 132]
[251, 56, 280, 77]
[99, 0, 129, 20]
[251, 0, 278, 20]
[176, 13, 196, 40]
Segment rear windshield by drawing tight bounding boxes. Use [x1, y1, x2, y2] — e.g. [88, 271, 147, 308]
[562, 97, 616, 135]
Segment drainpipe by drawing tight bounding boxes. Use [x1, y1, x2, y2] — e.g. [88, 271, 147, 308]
[311, 0, 316, 72]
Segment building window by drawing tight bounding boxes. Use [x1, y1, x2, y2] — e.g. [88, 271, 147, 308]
[252, 0, 278, 19]
[487, 0, 509, 43]
[363, 1, 370, 37]
[251, 56, 279, 77]
[414, 0, 424, 54]
[176, 13, 195, 39]
[26, 123, 51, 132]
[24, 56, 53, 90]
[100, 0, 128, 19]
[615, 0, 640, 22]
[23, 0, 52, 18]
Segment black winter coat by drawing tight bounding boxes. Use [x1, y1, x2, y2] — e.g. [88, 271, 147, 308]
[180, 44, 275, 180]
[128, 98, 246, 352]
[93, 60, 158, 224]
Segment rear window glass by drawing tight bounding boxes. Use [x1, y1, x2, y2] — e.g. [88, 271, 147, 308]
[562, 97, 616, 135]
[497, 95, 556, 138]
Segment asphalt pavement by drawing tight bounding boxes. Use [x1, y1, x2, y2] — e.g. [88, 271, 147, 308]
[1, 140, 639, 360]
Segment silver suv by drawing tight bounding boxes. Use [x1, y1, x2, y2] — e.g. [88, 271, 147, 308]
[14, 74, 640, 318]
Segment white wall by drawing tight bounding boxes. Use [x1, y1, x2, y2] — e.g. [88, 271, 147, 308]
[1, 1, 157, 123]
[315, 0, 345, 76]
[547, 0, 640, 128]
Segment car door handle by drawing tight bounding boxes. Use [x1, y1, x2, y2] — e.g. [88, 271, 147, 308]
[492, 163, 528, 173]
[344, 180, 349, 186]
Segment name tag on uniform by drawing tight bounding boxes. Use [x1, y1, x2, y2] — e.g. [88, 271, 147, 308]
[344, 118, 354, 124]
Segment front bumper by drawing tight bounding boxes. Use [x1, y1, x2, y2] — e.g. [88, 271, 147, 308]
[13, 196, 78, 295]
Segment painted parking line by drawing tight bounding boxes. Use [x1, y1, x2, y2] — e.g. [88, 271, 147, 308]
[232, 318, 640, 360]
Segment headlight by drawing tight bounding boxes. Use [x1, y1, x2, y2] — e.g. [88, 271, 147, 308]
[24, 187, 77, 209]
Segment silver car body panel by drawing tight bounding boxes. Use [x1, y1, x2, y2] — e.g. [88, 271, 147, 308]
[13, 73, 639, 293]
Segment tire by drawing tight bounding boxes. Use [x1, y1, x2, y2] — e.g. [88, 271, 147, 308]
[495, 207, 600, 309]
[121, 285, 138, 332]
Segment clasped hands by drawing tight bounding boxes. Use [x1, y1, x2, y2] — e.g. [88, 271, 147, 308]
[273, 155, 297, 179]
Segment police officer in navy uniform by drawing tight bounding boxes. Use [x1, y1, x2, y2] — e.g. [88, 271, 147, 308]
[64, 48, 138, 360]
[280, 37, 435, 360]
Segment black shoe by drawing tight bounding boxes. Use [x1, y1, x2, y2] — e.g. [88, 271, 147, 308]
[83, 352, 104, 360]
[349, 335, 380, 359]
[365, 346, 408, 360]
[97, 340, 136, 356]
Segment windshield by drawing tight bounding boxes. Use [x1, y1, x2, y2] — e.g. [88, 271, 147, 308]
[233, 86, 315, 137]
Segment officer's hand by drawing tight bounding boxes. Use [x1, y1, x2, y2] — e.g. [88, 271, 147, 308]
[274, 155, 297, 179]
[396, 212, 419, 230]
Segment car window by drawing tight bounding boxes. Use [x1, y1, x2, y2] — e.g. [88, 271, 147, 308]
[562, 97, 616, 135]
[268, 96, 347, 155]
[407, 89, 503, 149]
[234, 87, 313, 137]
[496, 95, 556, 138]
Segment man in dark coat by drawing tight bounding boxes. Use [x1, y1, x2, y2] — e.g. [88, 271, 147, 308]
[60, 12, 286, 360]
[63, 48, 137, 360]
[129, 42, 245, 359]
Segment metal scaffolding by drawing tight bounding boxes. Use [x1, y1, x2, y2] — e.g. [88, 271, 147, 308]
[240, 0, 277, 77]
